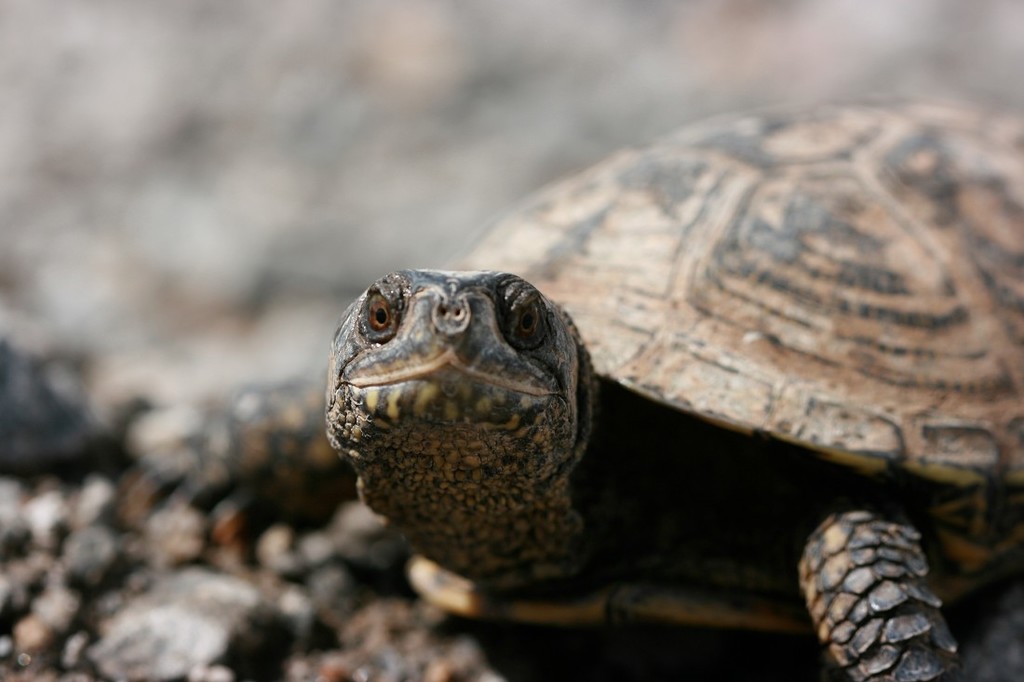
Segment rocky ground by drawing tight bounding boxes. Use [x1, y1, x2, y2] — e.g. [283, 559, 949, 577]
[1, 330, 1023, 682]
[2, 1, 1024, 680]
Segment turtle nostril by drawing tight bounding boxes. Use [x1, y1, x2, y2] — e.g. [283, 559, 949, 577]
[433, 297, 471, 335]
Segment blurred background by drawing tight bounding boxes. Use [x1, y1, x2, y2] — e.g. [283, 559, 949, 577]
[2, 0, 1023, 411]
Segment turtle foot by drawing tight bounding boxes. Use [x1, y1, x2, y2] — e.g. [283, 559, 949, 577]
[800, 511, 961, 682]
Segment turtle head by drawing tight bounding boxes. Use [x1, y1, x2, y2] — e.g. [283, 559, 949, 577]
[326, 270, 593, 587]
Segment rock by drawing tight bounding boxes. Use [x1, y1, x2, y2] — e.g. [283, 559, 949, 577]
[255, 523, 299, 577]
[0, 477, 25, 514]
[320, 599, 497, 682]
[328, 502, 408, 573]
[23, 489, 68, 551]
[423, 638, 501, 682]
[63, 525, 118, 587]
[296, 531, 335, 570]
[144, 500, 207, 567]
[125, 404, 210, 489]
[31, 582, 80, 636]
[306, 564, 357, 632]
[14, 613, 54, 652]
[60, 631, 89, 669]
[71, 476, 117, 529]
[87, 567, 286, 681]
[276, 585, 316, 645]
[0, 338, 98, 474]
[0, 562, 35, 617]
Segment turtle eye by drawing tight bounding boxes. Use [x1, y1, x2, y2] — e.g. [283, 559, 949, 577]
[364, 291, 399, 342]
[517, 303, 539, 338]
[508, 296, 546, 349]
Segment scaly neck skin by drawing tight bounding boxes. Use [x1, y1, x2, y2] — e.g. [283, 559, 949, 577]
[347, 403, 587, 590]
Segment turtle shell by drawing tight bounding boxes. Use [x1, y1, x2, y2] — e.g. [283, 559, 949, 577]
[458, 101, 1024, 564]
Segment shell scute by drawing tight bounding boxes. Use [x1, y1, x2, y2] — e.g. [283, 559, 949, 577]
[460, 102, 1024, 487]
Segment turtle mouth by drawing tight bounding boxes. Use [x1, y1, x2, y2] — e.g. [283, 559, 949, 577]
[343, 357, 562, 428]
[344, 349, 558, 397]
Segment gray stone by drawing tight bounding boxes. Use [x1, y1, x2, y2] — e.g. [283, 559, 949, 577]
[0, 339, 98, 473]
[23, 489, 68, 551]
[256, 523, 300, 577]
[297, 531, 336, 570]
[329, 502, 407, 572]
[32, 582, 80, 635]
[0, 477, 24, 519]
[88, 568, 283, 681]
[72, 476, 117, 530]
[277, 586, 316, 645]
[0, 559, 37, 616]
[63, 525, 118, 587]
[144, 501, 207, 567]
[306, 563, 357, 631]
[61, 630, 90, 670]
[14, 613, 54, 652]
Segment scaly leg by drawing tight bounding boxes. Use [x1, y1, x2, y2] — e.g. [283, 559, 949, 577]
[799, 511, 962, 681]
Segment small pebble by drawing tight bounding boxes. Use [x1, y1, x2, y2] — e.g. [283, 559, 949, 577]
[64, 525, 119, 587]
[0, 478, 25, 518]
[256, 523, 298, 575]
[145, 501, 207, 566]
[72, 475, 117, 529]
[61, 630, 89, 669]
[0, 339, 97, 473]
[14, 613, 54, 652]
[329, 502, 408, 571]
[32, 583, 80, 635]
[297, 531, 335, 569]
[88, 567, 281, 681]
[277, 585, 316, 644]
[23, 489, 68, 551]
[307, 564, 357, 630]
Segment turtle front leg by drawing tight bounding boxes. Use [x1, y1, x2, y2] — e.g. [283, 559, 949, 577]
[799, 511, 962, 681]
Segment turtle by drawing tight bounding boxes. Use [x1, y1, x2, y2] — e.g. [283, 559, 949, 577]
[324, 101, 1024, 682]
